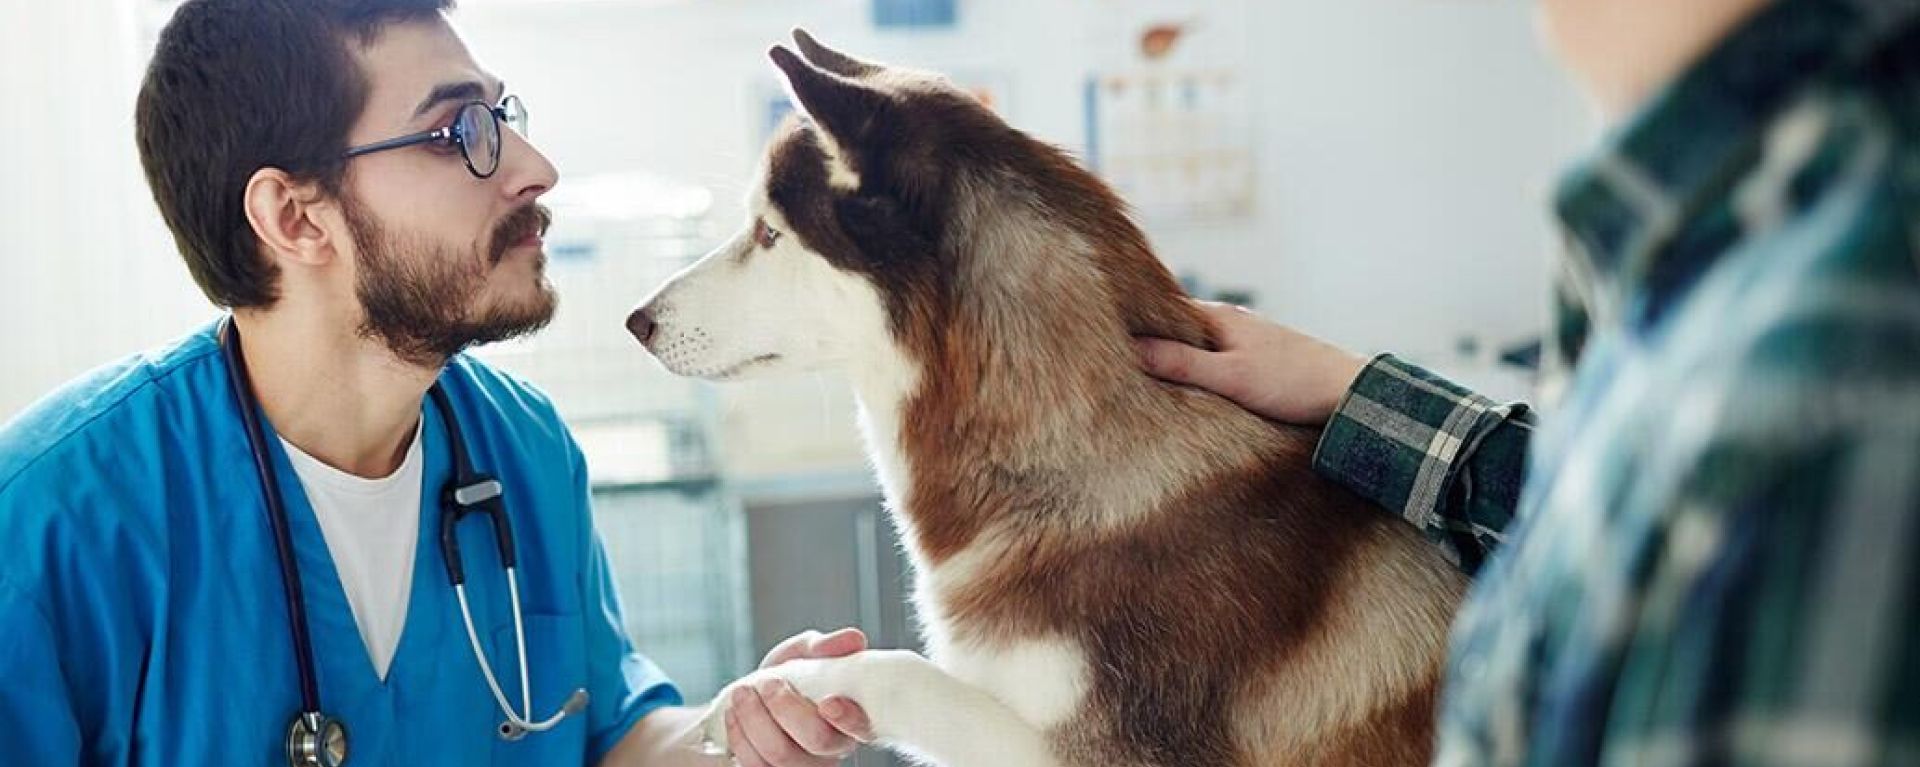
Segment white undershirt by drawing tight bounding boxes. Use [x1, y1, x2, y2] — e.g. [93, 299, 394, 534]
[279, 420, 425, 681]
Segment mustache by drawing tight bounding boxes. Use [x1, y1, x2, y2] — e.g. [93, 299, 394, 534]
[488, 203, 553, 265]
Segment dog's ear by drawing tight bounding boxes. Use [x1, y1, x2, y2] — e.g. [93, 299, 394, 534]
[792, 29, 880, 79]
[770, 45, 885, 153]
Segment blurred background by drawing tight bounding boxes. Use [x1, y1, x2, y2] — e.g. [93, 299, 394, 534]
[1, 0, 1592, 758]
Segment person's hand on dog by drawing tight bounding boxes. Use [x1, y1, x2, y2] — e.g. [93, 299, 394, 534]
[1135, 301, 1368, 426]
[724, 628, 876, 767]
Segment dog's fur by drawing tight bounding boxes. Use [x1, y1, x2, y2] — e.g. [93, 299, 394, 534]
[629, 31, 1466, 767]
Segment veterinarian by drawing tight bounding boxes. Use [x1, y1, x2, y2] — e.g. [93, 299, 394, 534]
[0, 2, 866, 765]
[1138, 0, 1920, 763]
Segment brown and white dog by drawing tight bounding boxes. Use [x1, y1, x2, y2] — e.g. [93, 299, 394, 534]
[627, 30, 1466, 767]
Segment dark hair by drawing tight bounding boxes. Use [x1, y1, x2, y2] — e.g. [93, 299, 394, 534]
[135, 0, 454, 308]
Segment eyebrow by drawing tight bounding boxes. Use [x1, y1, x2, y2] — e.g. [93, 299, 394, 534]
[411, 78, 506, 120]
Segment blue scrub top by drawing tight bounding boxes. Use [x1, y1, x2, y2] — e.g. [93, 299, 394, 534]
[0, 322, 682, 765]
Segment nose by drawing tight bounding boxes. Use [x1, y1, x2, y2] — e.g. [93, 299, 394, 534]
[626, 306, 657, 346]
[498, 124, 560, 205]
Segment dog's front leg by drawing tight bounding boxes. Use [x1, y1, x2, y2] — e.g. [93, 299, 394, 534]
[701, 649, 1059, 767]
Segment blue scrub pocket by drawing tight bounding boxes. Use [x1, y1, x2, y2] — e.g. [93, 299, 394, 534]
[489, 613, 590, 765]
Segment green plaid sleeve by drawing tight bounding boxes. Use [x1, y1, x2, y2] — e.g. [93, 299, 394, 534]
[1311, 354, 1533, 574]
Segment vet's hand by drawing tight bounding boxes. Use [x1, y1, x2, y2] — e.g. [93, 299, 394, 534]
[724, 628, 876, 767]
[1135, 301, 1368, 426]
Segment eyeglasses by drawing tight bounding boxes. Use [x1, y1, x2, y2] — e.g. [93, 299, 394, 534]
[342, 95, 528, 179]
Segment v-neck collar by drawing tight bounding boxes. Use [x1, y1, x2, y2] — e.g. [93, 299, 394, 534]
[264, 393, 457, 748]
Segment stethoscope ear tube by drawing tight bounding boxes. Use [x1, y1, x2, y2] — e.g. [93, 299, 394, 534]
[439, 480, 518, 579]
[428, 380, 583, 740]
[454, 578, 591, 741]
[436, 485, 521, 585]
[222, 318, 336, 765]
[440, 509, 470, 586]
[430, 384, 518, 576]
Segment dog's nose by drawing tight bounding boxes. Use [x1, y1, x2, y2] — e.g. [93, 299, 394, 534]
[626, 307, 657, 346]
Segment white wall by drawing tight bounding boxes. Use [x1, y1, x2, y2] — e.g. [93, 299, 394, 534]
[0, 0, 1592, 424]
[1237, 1, 1594, 365]
[0, 0, 216, 418]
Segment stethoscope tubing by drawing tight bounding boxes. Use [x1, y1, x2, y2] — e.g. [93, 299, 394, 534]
[221, 319, 327, 723]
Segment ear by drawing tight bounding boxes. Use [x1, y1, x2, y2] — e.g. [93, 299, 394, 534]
[792, 28, 880, 78]
[242, 168, 335, 269]
[770, 44, 885, 153]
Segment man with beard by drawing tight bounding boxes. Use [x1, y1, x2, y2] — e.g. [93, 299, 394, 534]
[0, 1, 868, 765]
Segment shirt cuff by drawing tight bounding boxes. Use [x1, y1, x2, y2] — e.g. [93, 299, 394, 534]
[1312, 354, 1520, 529]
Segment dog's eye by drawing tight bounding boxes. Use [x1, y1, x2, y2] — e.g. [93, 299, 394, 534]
[755, 219, 783, 249]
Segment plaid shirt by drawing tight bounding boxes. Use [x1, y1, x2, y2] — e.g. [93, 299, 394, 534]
[1311, 1, 1920, 765]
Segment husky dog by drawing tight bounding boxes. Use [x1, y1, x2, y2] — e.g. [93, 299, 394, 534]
[628, 31, 1466, 767]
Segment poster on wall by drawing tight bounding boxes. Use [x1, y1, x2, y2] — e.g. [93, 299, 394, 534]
[1083, 0, 1255, 224]
[1085, 68, 1255, 222]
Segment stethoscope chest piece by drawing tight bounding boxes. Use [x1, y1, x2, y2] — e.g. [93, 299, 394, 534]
[287, 711, 348, 767]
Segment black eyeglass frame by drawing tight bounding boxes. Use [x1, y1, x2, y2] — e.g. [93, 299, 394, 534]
[341, 95, 527, 179]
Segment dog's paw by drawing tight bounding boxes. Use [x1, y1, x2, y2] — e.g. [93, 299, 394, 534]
[696, 651, 926, 756]
[695, 661, 838, 757]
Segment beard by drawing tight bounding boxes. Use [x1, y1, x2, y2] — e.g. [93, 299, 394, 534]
[341, 195, 557, 368]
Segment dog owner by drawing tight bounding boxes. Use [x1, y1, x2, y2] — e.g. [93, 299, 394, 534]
[1140, 0, 1919, 763]
[0, 2, 865, 765]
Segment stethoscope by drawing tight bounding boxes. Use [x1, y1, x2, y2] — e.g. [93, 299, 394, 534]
[218, 317, 588, 767]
